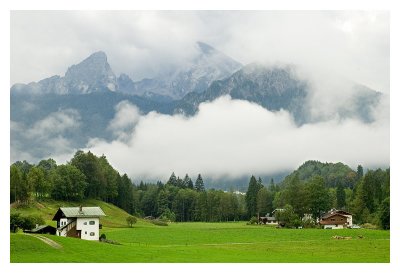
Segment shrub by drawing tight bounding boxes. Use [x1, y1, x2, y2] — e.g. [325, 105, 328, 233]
[99, 238, 121, 245]
[99, 233, 107, 241]
[20, 216, 36, 231]
[247, 216, 258, 225]
[159, 208, 176, 222]
[361, 223, 378, 229]
[151, 219, 168, 226]
[10, 213, 23, 233]
[10, 214, 44, 232]
[302, 218, 316, 228]
[292, 219, 302, 229]
[30, 214, 45, 226]
[275, 205, 301, 228]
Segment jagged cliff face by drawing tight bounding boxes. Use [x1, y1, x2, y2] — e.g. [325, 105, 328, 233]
[125, 41, 243, 99]
[173, 64, 310, 124]
[11, 51, 117, 95]
[63, 51, 117, 93]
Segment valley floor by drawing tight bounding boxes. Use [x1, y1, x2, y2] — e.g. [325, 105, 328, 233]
[10, 222, 389, 263]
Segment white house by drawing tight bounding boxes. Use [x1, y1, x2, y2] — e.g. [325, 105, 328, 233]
[52, 206, 106, 241]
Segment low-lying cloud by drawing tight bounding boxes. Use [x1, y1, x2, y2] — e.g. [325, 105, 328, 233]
[79, 96, 389, 181]
[10, 109, 81, 163]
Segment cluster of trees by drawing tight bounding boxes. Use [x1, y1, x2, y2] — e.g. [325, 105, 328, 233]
[10, 151, 135, 213]
[10, 213, 45, 233]
[130, 177, 247, 222]
[10, 151, 248, 221]
[245, 164, 390, 229]
[10, 152, 389, 229]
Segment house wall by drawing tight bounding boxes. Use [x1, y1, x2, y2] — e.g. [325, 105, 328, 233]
[324, 224, 344, 229]
[59, 218, 68, 228]
[321, 215, 348, 225]
[76, 218, 100, 241]
[346, 215, 353, 226]
[58, 218, 69, 236]
[58, 218, 77, 237]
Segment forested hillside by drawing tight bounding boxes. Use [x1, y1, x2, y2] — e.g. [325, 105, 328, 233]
[282, 160, 359, 188]
[10, 151, 389, 229]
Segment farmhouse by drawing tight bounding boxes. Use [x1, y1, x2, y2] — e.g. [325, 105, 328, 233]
[259, 213, 278, 225]
[52, 206, 105, 241]
[319, 209, 353, 229]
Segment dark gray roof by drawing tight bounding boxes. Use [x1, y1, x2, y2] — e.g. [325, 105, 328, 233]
[30, 225, 52, 232]
[59, 207, 106, 217]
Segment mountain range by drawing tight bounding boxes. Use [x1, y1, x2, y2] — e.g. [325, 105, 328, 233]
[11, 41, 382, 163]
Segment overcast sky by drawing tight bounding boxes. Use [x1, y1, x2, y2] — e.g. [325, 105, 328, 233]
[10, 11, 390, 181]
[11, 11, 389, 93]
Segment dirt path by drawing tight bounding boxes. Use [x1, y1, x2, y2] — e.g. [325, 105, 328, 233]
[25, 234, 63, 249]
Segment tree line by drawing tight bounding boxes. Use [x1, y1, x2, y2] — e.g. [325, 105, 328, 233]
[10, 150, 248, 222]
[245, 165, 389, 229]
[10, 151, 389, 229]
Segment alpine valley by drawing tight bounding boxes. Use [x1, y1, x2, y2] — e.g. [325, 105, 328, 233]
[11, 42, 382, 172]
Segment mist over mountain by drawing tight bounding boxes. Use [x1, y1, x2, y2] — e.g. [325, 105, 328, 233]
[11, 51, 117, 95]
[10, 42, 386, 185]
[115, 41, 243, 100]
[174, 63, 309, 124]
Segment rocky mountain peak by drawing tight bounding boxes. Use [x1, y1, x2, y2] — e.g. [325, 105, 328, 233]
[65, 51, 112, 78]
[61, 51, 116, 93]
[196, 41, 216, 55]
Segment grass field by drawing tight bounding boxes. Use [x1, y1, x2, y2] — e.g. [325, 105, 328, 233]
[10, 221, 390, 263]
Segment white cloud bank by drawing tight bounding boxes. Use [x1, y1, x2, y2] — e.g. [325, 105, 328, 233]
[82, 96, 389, 181]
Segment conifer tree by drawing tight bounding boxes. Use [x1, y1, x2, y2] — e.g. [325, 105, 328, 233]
[245, 175, 263, 217]
[336, 181, 346, 209]
[195, 174, 205, 192]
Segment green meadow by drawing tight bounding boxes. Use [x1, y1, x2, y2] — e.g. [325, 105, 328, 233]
[11, 221, 389, 263]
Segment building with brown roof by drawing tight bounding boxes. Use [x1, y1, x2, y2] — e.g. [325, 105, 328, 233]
[319, 209, 353, 229]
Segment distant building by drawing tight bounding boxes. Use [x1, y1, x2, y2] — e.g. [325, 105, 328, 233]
[302, 213, 313, 222]
[52, 206, 105, 241]
[24, 224, 56, 235]
[319, 209, 353, 229]
[258, 213, 278, 225]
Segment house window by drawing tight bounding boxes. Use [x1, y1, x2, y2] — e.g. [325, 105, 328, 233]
[89, 221, 95, 225]
[85, 231, 87, 234]
[84, 222, 87, 225]
[331, 219, 335, 221]
[90, 232, 95, 236]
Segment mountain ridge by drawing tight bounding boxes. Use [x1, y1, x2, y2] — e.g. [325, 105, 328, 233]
[11, 43, 383, 163]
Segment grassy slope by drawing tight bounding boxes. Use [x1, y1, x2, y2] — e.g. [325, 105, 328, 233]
[11, 222, 390, 263]
[10, 199, 141, 228]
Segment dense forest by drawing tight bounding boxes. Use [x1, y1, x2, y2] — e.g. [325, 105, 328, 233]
[10, 151, 390, 229]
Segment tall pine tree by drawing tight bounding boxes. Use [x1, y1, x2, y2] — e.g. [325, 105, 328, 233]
[167, 172, 177, 187]
[245, 175, 263, 217]
[195, 174, 205, 192]
[336, 181, 346, 209]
